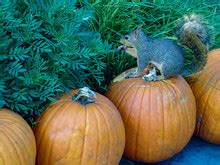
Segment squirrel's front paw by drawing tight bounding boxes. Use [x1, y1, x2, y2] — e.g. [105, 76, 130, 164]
[117, 45, 126, 52]
[142, 68, 158, 81]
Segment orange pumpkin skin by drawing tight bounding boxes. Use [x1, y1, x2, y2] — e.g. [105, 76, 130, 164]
[106, 76, 196, 163]
[34, 90, 125, 165]
[186, 49, 220, 144]
[0, 108, 36, 165]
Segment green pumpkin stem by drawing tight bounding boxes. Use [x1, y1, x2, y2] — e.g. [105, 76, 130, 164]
[72, 87, 96, 105]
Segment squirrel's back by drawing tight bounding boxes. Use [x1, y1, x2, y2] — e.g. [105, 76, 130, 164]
[150, 38, 184, 63]
[149, 38, 185, 77]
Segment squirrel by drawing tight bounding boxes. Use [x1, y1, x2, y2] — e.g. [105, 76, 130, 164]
[118, 14, 212, 81]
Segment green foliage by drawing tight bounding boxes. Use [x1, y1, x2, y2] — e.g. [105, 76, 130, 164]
[0, 0, 219, 124]
[87, 0, 220, 89]
[0, 0, 111, 123]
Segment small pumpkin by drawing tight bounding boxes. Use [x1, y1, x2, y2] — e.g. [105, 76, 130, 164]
[186, 49, 220, 144]
[106, 73, 196, 163]
[34, 87, 125, 165]
[0, 108, 36, 165]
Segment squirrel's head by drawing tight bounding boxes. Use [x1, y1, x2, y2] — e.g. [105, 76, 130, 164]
[118, 26, 144, 58]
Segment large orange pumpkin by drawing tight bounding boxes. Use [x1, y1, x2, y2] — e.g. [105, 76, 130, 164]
[0, 108, 36, 165]
[186, 49, 220, 144]
[106, 74, 196, 163]
[34, 87, 125, 165]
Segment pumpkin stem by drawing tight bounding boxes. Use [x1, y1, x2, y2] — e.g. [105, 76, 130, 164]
[72, 87, 96, 105]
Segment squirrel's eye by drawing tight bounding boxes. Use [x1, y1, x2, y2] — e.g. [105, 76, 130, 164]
[125, 35, 129, 40]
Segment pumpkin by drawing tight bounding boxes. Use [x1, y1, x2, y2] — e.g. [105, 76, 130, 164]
[0, 108, 36, 165]
[186, 49, 220, 144]
[106, 74, 196, 163]
[34, 87, 125, 165]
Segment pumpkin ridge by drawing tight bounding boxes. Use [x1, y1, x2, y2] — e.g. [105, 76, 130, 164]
[180, 80, 194, 150]
[172, 79, 189, 144]
[4, 121, 35, 162]
[92, 104, 109, 163]
[123, 86, 139, 127]
[115, 81, 137, 110]
[205, 73, 220, 91]
[2, 123, 33, 164]
[120, 81, 138, 102]
[165, 80, 181, 100]
[206, 58, 220, 72]
[36, 102, 71, 164]
[164, 81, 182, 155]
[204, 75, 219, 92]
[179, 81, 190, 142]
[204, 79, 218, 140]
[205, 75, 220, 90]
[173, 82, 186, 153]
[195, 64, 220, 98]
[0, 109, 36, 164]
[3, 116, 34, 163]
[161, 83, 174, 157]
[0, 154, 5, 164]
[92, 105, 100, 165]
[197, 79, 217, 137]
[0, 126, 23, 164]
[53, 103, 82, 164]
[182, 80, 196, 139]
[208, 120, 219, 142]
[62, 104, 81, 164]
[2, 118, 35, 150]
[0, 117, 32, 134]
[95, 100, 124, 163]
[166, 83, 176, 154]
[93, 104, 111, 164]
[100, 100, 124, 164]
[79, 104, 87, 165]
[96, 94, 116, 112]
[96, 97, 121, 121]
[0, 129, 18, 164]
[159, 84, 165, 160]
[170, 78, 194, 154]
[195, 77, 209, 98]
[147, 83, 151, 160]
[35, 103, 65, 149]
[47, 102, 74, 164]
[134, 85, 146, 160]
[95, 101, 118, 124]
[123, 85, 140, 158]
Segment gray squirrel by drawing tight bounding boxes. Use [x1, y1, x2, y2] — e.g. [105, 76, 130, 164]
[118, 14, 211, 81]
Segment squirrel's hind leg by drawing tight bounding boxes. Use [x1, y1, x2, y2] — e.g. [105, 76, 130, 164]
[142, 62, 165, 81]
[142, 67, 162, 81]
[142, 68, 165, 81]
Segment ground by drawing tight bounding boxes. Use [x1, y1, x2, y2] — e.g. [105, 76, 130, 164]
[120, 136, 220, 165]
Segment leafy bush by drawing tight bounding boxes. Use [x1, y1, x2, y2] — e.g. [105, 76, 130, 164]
[0, 0, 219, 124]
[0, 0, 111, 123]
[88, 0, 220, 88]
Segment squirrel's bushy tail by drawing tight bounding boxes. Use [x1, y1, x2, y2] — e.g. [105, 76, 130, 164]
[176, 14, 212, 76]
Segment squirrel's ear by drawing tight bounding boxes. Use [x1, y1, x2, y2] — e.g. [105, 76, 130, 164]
[134, 26, 142, 37]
